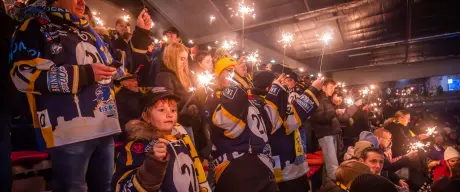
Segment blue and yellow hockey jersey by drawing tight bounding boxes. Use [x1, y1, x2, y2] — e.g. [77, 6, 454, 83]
[205, 84, 284, 182]
[265, 82, 320, 183]
[114, 124, 211, 192]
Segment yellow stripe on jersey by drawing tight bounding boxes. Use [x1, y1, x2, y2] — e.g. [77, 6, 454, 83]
[264, 99, 283, 134]
[133, 174, 148, 192]
[212, 106, 246, 139]
[19, 18, 32, 31]
[214, 161, 230, 183]
[125, 141, 134, 166]
[304, 89, 319, 106]
[283, 105, 302, 135]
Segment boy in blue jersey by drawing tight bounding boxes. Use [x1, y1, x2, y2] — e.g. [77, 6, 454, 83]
[252, 71, 322, 191]
[113, 87, 211, 192]
[205, 57, 282, 192]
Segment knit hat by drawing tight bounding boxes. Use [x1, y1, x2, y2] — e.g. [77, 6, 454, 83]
[214, 57, 236, 76]
[354, 141, 374, 158]
[253, 70, 276, 90]
[445, 147, 460, 161]
[359, 131, 379, 147]
[350, 173, 398, 192]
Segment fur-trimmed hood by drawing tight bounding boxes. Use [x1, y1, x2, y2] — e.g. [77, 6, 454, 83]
[125, 120, 162, 141]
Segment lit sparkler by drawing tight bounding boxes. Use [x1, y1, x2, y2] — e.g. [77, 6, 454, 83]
[247, 51, 260, 66]
[426, 126, 438, 136]
[188, 40, 194, 45]
[222, 40, 237, 51]
[279, 32, 294, 48]
[408, 142, 431, 153]
[123, 15, 130, 22]
[345, 97, 354, 106]
[318, 30, 334, 74]
[210, 15, 216, 24]
[189, 87, 197, 92]
[195, 71, 215, 93]
[94, 16, 104, 26]
[226, 70, 238, 85]
[370, 84, 375, 89]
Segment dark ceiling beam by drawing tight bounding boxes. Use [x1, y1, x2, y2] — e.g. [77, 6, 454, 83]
[405, 0, 413, 62]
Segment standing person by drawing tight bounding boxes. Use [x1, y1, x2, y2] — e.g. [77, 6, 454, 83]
[0, 0, 19, 191]
[113, 87, 210, 192]
[109, 18, 131, 50]
[115, 73, 143, 142]
[155, 43, 199, 143]
[9, 0, 153, 190]
[310, 78, 343, 182]
[205, 56, 280, 192]
[252, 71, 322, 191]
[385, 110, 429, 158]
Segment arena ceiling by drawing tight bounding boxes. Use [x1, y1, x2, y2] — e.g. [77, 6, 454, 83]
[107, 0, 460, 73]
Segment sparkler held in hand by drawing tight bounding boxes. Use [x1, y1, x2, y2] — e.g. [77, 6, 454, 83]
[278, 32, 294, 73]
[426, 126, 438, 136]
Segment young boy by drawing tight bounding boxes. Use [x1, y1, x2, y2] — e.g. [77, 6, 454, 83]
[205, 57, 281, 192]
[252, 71, 322, 191]
[112, 87, 211, 192]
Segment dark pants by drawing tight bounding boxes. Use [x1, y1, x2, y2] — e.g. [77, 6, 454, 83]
[49, 136, 114, 192]
[278, 175, 310, 192]
[215, 154, 279, 192]
[0, 115, 12, 192]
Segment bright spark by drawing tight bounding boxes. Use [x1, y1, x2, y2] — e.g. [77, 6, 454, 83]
[222, 40, 237, 50]
[162, 36, 168, 42]
[370, 84, 375, 89]
[94, 16, 104, 26]
[247, 51, 261, 66]
[189, 40, 194, 44]
[196, 71, 215, 93]
[123, 15, 130, 22]
[279, 32, 294, 48]
[210, 15, 216, 24]
[236, 1, 255, 19]
[345, 97, 354, 106]
[320, 31, 333, 45]
[408, 142, 431, 153]
[299, 68, 304, 72]
[154, 39, 159, 44]
[426, 126, 438, 136]
[271, 59, 275, 63]
[189, 87, 197, 92]
[208, 46, 212, 51]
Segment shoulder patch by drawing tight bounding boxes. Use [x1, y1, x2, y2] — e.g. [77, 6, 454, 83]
[172, 124, 188, 135]
[222, 86, 237, 99]
[131, 142, 145, 154]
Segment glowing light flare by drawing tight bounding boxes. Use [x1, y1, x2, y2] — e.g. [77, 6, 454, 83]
[226, 71, 238, 85]
[247, 50, 261, 66]
[162, 36, 168, 42]
[222, 40, 237, 50]
[188, 40, 194, 45]
[207, 46, 212, 51]
[154, 39, 159, 44]
[122, 15, 130, 22]
[299, 68, 304, 72]
[426, 126, 438, 136]
[189, 87, 197, 92]
[408, 142, 431, 153]
[271, 59, 275, 63]
[210, 15, 216, 24]
[195, 71, 215, 93]
[345, 97, 354, 106]
[319, 31, 333, 45]
[370, 84, 375, 89]
[279, 32, 294, 48]
[94, 16, 104, 26]
[235, 1, 256, 19]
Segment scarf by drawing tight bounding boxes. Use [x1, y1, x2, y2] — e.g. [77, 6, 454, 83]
[21, 0, 112, 66]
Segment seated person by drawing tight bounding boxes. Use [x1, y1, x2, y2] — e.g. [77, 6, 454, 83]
[433, 147, 460, 181]
[112, 87, 211, 191]
[321, 160, 372, 192]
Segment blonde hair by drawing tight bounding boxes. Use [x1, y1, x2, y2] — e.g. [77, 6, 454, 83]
[163, 43, 192, 90]
[336, 160, 371, 188]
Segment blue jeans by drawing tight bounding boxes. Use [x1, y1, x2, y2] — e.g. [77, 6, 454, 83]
[49, 136, 114, 192]
[318, 135, 338, 182]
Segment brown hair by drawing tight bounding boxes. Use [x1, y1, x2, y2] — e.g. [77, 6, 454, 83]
[336, 160, 371, 188]
[194, 51, 212, 69]
[374, 128, 391, 138]
[323, 78, 337, 87]
[163, 43, 192, 90]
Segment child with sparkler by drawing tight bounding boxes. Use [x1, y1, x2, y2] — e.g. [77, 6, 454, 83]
[263, 72, 323, 191]
[204, 56, 280, 192]
[112, 87, 210, 192]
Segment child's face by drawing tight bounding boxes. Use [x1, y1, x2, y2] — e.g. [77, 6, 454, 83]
[143, 99, 178, 133]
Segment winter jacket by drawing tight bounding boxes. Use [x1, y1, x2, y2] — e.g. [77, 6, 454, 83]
[310, 92, 340, 138]
[9, 11, 150, 149]
[433, 160, 452, 182]
[343, 107, 370, 140]
[115, 87, 143, 141]
[154, 64, 189, 113]
[266, 83, 320, 183]
[113, 120, 211, 192]
[385, 122, 413, 158]
[321, 181, 348, 192]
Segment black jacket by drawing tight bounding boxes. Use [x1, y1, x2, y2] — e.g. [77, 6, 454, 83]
[115, 87, 143, 141]
[385, 122, 412, 157]
[343, 107, 370, 139]
[310, 92, 341, 138]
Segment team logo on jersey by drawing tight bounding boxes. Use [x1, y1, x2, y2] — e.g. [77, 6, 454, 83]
[172, 153, 200, 192]
[131, 142, 145, 154]
[47, 66, 70, 93]
[222, 87, 237, 100]
[95, 84, 116, 117]
[295, 94, 314, 113]
[51, 44, 63, 55]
